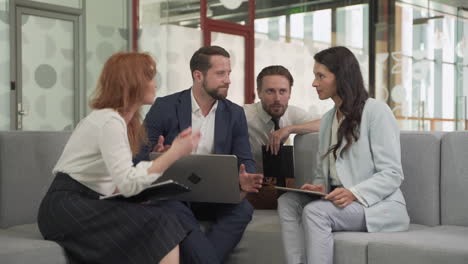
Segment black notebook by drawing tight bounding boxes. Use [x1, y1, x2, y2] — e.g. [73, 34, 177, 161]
[99, 180, 190, 202]
[262, 145, 295, 187]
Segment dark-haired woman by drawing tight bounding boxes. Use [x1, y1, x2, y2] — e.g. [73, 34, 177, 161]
[277, 46, 409, 264]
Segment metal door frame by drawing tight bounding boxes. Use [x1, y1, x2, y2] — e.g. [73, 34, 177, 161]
[9, 0, 83, 130]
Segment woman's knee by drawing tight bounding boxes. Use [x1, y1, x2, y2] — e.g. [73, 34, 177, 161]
[302, 200, 332, 227]
[277, 192, 306, 219]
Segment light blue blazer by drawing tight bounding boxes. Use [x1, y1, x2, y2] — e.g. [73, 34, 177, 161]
[313, 98, 410, 232]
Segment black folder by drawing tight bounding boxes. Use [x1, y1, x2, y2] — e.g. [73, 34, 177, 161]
[99, 180, 190, 203]
[262, 145, 294, 188]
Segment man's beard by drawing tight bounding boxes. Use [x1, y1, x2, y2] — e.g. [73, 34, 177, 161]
[263, 102, 287, 119]
[203, 80, 228, 100]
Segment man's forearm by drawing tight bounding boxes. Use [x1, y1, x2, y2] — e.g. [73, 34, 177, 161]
[287, 119, 320, 134]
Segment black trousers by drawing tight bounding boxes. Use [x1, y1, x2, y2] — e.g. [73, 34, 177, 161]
[38, 173, 190, 264]
[163, 198, 254, 263]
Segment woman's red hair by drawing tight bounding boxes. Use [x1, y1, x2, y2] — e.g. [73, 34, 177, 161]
[91, 52, 156, 155]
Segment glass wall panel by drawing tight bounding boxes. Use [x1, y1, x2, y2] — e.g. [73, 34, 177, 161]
[390, 1, 462, 131]
[85, 0, 129, 111]
[20, 14, 75, 130]
[455, 10, 468, 130]
[139, 0, 202, 107]
[0, 0, 9, 130]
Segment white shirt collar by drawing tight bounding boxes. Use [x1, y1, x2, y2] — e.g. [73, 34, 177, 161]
[191, 88, 218, 115]
[255, 101, 275, 125]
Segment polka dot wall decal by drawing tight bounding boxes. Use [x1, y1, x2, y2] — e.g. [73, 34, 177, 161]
[96, 25, 115, 38]
[0, 11, 8, 25]
[45, 35, 57, 58]
[96, 42, 115, 64]
[35, 94, 47, 119]
[119, 28, 128, 40]
[35, 64, 57, 89]
[0, 29, 8, 42]
[60, 95, 73, 119]
[61, 48, 73, 61]
[60, 67, 74, 90]
[21, 15, 30, 26]
[390, 85, 405, 104]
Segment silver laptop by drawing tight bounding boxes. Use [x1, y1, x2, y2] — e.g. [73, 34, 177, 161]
[149, 152, 241, 204]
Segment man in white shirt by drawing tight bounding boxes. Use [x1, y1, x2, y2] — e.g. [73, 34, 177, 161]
[135, 46, 262, 264]
[244, 65, 321, 174]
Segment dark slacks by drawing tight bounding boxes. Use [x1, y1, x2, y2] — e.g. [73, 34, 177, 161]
[38, 173, 190, 264]
[162, 198, 254, 263]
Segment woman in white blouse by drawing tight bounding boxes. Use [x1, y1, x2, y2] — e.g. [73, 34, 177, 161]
[277, 46, 410, 264]
[38, 52, 200, 264]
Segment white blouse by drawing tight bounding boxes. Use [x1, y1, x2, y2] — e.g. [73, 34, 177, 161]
[53, 109, 161, 197]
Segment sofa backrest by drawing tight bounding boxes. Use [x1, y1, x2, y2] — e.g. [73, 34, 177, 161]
[293, 133, 319, 188]
[0, 131, 71, 228]
[294, 131, 443, 226]
[441, 131, 468, 226]
[399, 131, 444, 226]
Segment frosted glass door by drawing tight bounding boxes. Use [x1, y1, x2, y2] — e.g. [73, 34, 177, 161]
[17, 10, 77, 130]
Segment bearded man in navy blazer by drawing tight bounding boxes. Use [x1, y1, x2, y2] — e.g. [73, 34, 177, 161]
[134, 45, 263, 263]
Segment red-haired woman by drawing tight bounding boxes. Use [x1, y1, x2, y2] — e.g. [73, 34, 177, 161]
[38, 52, 200, 264]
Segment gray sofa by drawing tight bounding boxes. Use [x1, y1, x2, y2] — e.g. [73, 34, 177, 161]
[1, 130, 468, 264]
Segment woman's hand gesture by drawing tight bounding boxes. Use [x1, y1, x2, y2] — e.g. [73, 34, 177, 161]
[170, 127, 201, 158]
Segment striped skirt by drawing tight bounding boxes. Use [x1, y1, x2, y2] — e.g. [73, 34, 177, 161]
[38, 173, 190, 264]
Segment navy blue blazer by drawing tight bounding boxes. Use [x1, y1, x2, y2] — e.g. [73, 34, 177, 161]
[135, 88, 256, 173]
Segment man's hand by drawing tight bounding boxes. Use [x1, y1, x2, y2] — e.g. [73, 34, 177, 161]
[300, 183, 325, 193]
[153, 135, 171, 152]
[325, 188, 356, 208]
[239, 164, 263, 193]
[266, 127, 290, 155]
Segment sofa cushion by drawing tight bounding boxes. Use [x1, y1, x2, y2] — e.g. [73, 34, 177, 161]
[0, 224, 67, 264]
[0, 131, 71, 228]
[333, 224, 428, 264]
[226, 209, 284, 264]
[399, 131, 445, 226]
[367, 225, 468, 264]
[441, 131, 468, 226]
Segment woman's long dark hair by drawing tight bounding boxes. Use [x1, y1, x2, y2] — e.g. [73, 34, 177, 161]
[314, 46, 369, 159]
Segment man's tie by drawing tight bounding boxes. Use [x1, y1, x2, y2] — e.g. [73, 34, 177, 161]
[272, 117, 280, 131]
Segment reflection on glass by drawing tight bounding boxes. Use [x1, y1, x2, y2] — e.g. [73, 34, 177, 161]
[209, 0, 249, 24]
[390, 2, 460, 131]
